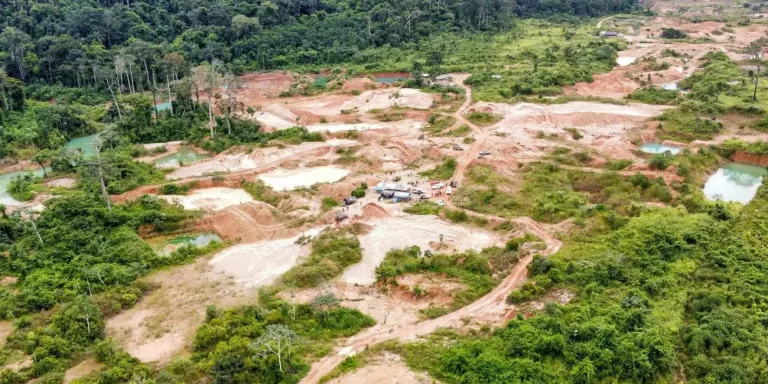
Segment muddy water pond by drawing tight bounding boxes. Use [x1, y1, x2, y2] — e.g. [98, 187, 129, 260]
[639, 143, 681, 155]
[152, 147, 210, 168]
[703, 163, 767, 204]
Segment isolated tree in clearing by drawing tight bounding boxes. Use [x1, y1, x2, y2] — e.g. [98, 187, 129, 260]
[745, 37, 768, 101]
[251, 324, 299, 373]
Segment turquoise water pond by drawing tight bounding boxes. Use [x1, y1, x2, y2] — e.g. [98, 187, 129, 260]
[152, 147, 210, 168]
[155, 102, 172, 112]
[0, 168, 47, 206]
[703, 162, 767, 204]
[65, 133, 98, 158]
[161, 233, 221, 255]
[639, 143, 682, 155]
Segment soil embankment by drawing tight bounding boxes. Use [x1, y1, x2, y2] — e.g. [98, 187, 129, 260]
[733, 151, 768, 166]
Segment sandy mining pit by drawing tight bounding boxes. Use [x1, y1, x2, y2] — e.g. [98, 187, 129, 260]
[158, 187, 254, 211]
[209, 228, 323, 287]
[341, 215, 501, 285]
[258, 166, 350, 191]
[472, 101, 669, 137]
[166, 139, 356, 180]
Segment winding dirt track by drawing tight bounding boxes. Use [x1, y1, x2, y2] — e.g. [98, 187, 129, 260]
[299, 217, 561, 384]
[300, 82, 562, 384]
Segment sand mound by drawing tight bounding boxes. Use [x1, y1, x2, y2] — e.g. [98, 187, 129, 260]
[259, 166, 350, 191]
[209, 229, 322, 287]
[568, 70, 640, 98]
[252, 111, 296, 130]
[240, 72, 294, 99]
[306, 119, 424, 133]
[341, 215, 500, 285]
[342, 78, 378, 92]
[198, 203, 292, 243]
[318, 181, 357, 200]
[358, 203, 390, 221]
[339, 89, 434, 113]
[158, 187, 254, 211]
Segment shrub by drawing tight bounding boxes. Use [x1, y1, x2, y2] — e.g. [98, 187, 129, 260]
[649, 153, 673, 170]
[660, 28, 688, 39]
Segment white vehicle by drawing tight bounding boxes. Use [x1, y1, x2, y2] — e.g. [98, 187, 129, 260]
[431, 183, 444, 190]
[436, 200, 445, 207]
[446, 186, 453, 195]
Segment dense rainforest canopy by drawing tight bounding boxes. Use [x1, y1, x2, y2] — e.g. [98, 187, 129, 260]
[0, 0, 638, 86]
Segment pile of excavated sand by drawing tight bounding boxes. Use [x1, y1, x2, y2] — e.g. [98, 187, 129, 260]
[159, 188, 254, 211]
[250, 103, 301, 129]
[253, 111, 296, 130]
[341, 215, 500, 285]
[209, 229, 322, 287]
[259, 166, 349, 191]
[339, 89, 434, 113]
[306, 119, 424, 133]
[166, 140, 357, 179]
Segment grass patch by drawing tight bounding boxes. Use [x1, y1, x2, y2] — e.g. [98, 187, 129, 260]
[466, 111, 502, 126]
[420, 158, 457, 180]
[241, 179, 286, 207]
[282, 232, 362, 287]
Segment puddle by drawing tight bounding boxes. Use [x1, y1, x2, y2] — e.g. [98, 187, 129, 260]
[152, 147, 210, 168]
[258, 166, 349, 191]
[65, 133, 98, 158]
[156, 233, 221, 255]
[0, 169, 47, 206]
[703, 163, 767, 204]
[661, 82, 679, 91]
[616, 57, 636, 66]
[639, 143, 681, 155]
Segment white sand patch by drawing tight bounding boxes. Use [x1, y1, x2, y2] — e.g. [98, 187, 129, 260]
[259, 166, 349, 191]
[158, 187, 254, 211]
[306, 119, 423, 133]
[617, 57, 637, 66]
[339, 88, 434, 113]
[210, 229, 322, 287]
[341, 215, 500, 285]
